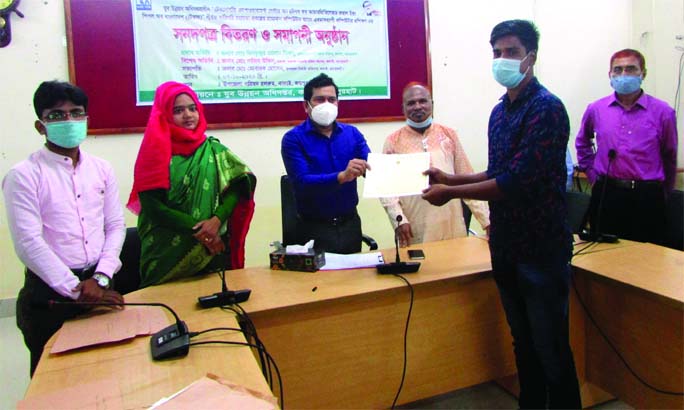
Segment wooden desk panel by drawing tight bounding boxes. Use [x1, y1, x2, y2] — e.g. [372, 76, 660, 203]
[573, 242, 684, 410]
[235, 237, 511, 408]
[581, 275, 683, 409]
[251, 274, 515, 409]
[573, 242, 684, 306]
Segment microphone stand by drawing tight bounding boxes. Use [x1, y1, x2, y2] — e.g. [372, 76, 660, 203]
[198, 251, 251, 308]
[377, 216, 420, 274]
[50, 300, 190, 361]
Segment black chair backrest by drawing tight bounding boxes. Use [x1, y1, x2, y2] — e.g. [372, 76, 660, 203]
[566, 191, 592, 234]
[461, 200, 472, 235]
[281, 175, 301, 245]
[113, 227, 141, 295]
[664, 189, 683, 251]
[280, 174, 378, 250]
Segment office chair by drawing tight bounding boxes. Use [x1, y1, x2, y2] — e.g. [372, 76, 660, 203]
[280, 175, 378, 250]
[664, 189, 683, 251]
[572, 165, 586, 192]
[113, 227, 141, 295]
[461, 199, 473, 236]
[565, 191, 592, 234]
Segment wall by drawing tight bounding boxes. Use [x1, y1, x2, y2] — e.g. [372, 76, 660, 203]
[0, 0, 677, 300]
[633, 0, 684, 174]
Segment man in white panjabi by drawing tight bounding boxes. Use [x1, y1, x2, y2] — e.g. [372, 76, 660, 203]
[380, 83, 490, 246]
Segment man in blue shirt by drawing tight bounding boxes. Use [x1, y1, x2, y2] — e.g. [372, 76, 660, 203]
[565, 148, 575, 191]
[422, 20, 581, 409]
[281, 74, 371, 254]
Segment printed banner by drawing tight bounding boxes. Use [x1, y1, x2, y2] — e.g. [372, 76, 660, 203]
[131, 0, 390, 104]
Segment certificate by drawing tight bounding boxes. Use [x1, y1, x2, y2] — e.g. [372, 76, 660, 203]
[362, 152, 430, 198]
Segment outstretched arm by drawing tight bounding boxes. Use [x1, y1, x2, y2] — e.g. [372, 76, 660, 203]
[424, 168, 489, 186]
[422, 178, 503, 206]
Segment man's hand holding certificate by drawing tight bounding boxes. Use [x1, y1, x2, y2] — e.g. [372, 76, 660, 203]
[362, 152, 430, 198]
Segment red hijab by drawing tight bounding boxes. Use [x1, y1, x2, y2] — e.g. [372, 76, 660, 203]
[127, 82, 208, 214]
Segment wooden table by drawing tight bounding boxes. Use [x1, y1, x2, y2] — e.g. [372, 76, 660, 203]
[104, 237, 513, 409]
[244, 237, 514, 409]
[24, 237, 683, 409]
[24, 293, 275, 409]
[572, 242, 684, 409]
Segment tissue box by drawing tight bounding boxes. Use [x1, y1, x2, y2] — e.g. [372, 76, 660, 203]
[269, 248, 326, 272]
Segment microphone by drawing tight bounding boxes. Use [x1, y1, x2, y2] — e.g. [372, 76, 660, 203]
[48, 299, 190, 361]
[197, 252, 251, 308]
[579, 148, 618, 243]
[394, 215, 401, 263]
[377, 215, 420, 274]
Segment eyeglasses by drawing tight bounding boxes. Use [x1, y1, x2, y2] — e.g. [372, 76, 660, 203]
[611, 65, 640, 75]
[43, 109, 87, 122]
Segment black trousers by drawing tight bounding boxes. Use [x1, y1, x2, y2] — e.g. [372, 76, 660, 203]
[17, 268, 93, 376]
[299, 211, 362, 254]
[492, 256, 581, 409]
[588, 179, 666, 244]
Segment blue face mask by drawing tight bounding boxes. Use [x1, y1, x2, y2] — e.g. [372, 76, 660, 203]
[492, 54, 530, 89]
[406, 116, 433, 129]
[610, 75, 642, 95]
[42, 120, 88, 149]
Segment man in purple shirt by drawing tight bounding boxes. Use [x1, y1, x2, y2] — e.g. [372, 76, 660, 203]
[3, 81, 126, 375]
[576, 49, 678, 244]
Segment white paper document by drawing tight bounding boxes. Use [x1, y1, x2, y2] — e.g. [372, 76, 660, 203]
[320, 252, 385, 270]
[363, 152, 430, 198]
[148, 374, 277, 410]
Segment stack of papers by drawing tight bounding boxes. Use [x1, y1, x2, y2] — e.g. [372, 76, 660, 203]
[51, 306, 170, 353]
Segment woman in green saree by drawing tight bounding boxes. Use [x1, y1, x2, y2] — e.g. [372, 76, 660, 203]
[127, 82, 256, 287]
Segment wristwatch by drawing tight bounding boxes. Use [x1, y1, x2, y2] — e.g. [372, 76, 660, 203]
[92, 273, 111, 289]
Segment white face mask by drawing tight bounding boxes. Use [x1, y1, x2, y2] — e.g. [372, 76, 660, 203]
[42, 119, 88, 148]
[492, 53, 530, 89]
[309, 102, 338, 127]
[406, 116, 433, 129]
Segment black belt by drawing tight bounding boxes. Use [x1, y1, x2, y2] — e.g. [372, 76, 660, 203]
[24, 265, 97, 308]
[70, 265, 98, 280]
[299, 211, 357, 226]
[26, 265, 96, 284]
[599, 177, 662, 191]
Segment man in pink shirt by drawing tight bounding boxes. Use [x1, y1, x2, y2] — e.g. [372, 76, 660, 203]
[3, 81, 126, 375]
[576, 49, 678, 244]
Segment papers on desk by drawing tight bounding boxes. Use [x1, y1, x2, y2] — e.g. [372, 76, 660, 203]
[17, 379, 123, 410]
[363, 152, 430, 198]
[320, 252, 385, 270]
[149, 374, 278, 410]
[51, 306, 170, 354]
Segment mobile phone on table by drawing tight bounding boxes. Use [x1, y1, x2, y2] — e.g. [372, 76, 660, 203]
[408, 249, 425, 260]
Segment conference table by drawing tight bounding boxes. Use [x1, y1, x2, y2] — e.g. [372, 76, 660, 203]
[570, 241, 684, 410]
[23, 237, 683, 409]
